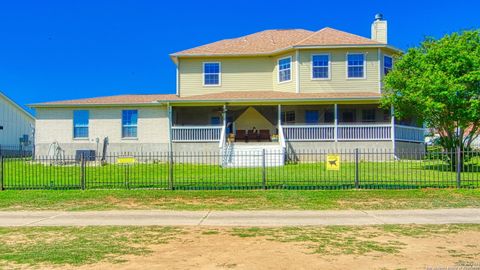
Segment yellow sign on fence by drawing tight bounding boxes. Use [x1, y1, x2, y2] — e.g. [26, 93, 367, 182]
[117, 157, 136, 165]
[326, 154, 340, 171]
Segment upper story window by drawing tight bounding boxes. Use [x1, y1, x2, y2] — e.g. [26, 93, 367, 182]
[278, 57, 291, 83]
[384, 55, 393, 75]
[122, 110, 138, 138]
[203, 62, 221, 86]
[347, 53, 365, 79]
[312, 54, 330, 79]
[73, 110, 89, 138]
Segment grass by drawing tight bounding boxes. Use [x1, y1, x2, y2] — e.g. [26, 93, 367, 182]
[0, 224, 478, 267]
[3, 156, 480, 190]
[0, 226, 182, 267]
[229, 224, 480, 255]
[0, 189, 479, 211]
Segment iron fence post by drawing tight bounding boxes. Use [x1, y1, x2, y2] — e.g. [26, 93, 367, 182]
[456, 146, 461, 188]
[262, 149, 266, 190]
[168, 151, 174, 190]
[80, 154, 86, 190]
[354, 148, 359, 189]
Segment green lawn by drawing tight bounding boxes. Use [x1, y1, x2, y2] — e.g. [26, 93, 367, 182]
[0, 189, 479, 211]
[3, 157, 480, 190]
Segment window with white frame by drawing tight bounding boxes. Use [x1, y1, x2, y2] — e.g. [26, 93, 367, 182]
[347, 53, 365, 78]
[73, 110, 89, 138]
[203, 62, 220, 85]
[122, 110, 138, 138]
[281, 111, 296, 124]
[278, 57, 291, 82]
[312, 54, 330, 79]
[384, 55, 393, 75]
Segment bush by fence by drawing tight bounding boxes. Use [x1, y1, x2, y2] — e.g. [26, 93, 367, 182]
[0, 149, 479, 190]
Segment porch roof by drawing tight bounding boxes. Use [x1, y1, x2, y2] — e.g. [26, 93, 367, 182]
[30, 91, 381, 108]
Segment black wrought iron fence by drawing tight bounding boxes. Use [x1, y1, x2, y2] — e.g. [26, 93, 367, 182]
[0, 148, 479, 190]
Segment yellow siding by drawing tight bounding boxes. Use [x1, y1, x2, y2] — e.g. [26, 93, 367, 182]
[179, 57, 274, 96]
[298, 48, 380, 93]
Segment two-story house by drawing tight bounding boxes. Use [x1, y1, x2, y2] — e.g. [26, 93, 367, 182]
[31, 15, 425, 162]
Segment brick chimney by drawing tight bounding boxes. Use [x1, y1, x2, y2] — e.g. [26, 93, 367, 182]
[371, 13, 387, 43]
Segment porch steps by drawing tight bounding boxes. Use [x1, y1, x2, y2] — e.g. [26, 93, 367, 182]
[222, 143, 285, 167]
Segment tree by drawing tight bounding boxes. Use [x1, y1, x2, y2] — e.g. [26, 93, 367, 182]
[382, 30, 480, 153]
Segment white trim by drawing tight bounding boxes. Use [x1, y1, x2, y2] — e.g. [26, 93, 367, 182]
[377, 48, 382, 93]
[277, 56, 292, 84]
[311, 53, 331, 80]
[295, 51, 300, 93]
[202, 62, 221, 87]
[346, 52, 367, 80]
[176, 64, 179, 96]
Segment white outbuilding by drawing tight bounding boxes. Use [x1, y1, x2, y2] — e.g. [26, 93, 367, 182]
[0, 91, 35, 151]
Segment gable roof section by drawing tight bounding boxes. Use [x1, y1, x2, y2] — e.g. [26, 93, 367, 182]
[171, 27, 386, 57]
[0, 91, 35, 120]
[30, 91, 381, 107]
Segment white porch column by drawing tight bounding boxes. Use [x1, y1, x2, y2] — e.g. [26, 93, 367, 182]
[391, 105, 396, 153]
[222, 104, 227, 127]
[277, 104, 282, 126]
[167, 104, 173, 152]
[334, 104, 338, 142]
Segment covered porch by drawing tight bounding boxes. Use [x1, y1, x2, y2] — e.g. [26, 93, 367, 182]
[169, 103, 425, 144]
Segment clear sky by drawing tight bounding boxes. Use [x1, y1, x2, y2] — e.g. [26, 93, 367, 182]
[1, 0, 479, 114]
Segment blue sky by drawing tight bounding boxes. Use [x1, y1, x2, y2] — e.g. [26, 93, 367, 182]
[1, 0, 479, 114]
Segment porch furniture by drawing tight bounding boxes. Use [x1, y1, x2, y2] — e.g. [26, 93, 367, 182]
[227, 133, 235, 143]
[259, 130, 271, 141]
[247, 130, 258, 142]
[235, 130, 246, 142]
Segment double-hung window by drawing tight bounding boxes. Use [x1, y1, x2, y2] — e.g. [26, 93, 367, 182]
[122, 110, 138, 138]
[73, 110, 89, 139]
[347, 53, 365, 78]
[281, 111, 296, 124]
[203, 62, 220, 86]
[312, 54, 330, 79]
[362, 109, 376, 122]
[384, 55, 393, 75]
[278, 57, 291, 82]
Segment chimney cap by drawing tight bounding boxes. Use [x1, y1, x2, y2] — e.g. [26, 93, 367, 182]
[374, 13, 384, 21]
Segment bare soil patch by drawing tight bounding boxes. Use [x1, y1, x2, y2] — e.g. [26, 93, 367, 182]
[70, 227, 480, 270]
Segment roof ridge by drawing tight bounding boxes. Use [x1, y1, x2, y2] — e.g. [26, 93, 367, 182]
[293, 27, 330, 46]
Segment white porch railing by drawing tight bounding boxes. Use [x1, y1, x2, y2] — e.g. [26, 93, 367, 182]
[337, 124, 392, 141]
[395, 125, 425, 143]
[282, 125, 335, 141]
[172, 126, 223, 142]
[282, 124, 425, 142]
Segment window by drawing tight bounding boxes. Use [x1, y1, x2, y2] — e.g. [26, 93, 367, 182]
[347, 53, 365, 78]
[281, 111, 296, 124]
[362, 109, 376, 122]
[324, 110, 334, 123]
[203, 62, 220, 86]
[278, 57, 291, 82]
[384, 55, 393, 75]
[73, 110, 89, 138]
[342, 111, 355, 122]
[312, 54, 330, 79]
[305, 110, 319, 124]
[122, 110, 138, 138]
[210, 116, 220, 125]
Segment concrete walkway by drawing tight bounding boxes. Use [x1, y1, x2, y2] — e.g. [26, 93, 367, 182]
[1, 208, 480, 227]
